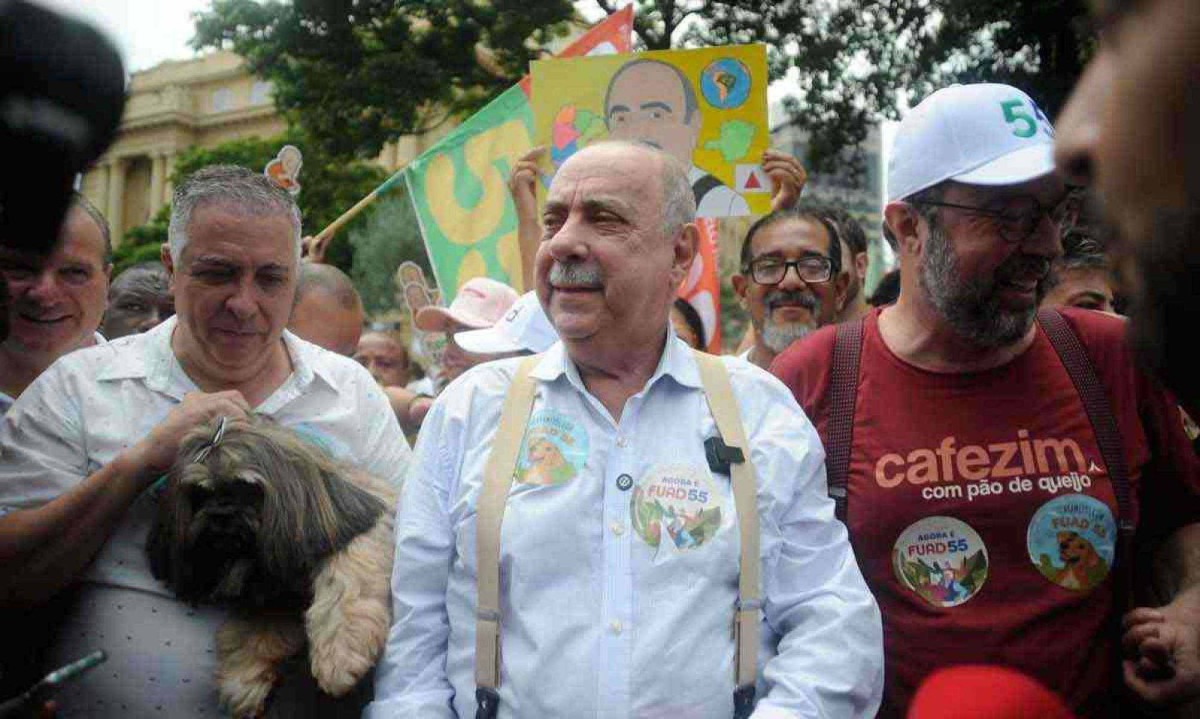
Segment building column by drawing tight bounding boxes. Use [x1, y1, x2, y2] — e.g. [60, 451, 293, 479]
[106, 157, 125, 245]
[149, 153, 166, 216]
[163, 153, 177, 204]
[94, 163, 111, 218]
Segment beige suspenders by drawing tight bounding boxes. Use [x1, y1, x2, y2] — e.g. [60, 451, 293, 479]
[473, 350, 761, 718]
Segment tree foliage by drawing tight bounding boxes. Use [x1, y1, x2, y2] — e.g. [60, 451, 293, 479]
[114, 130, 386, 275]
[192, 0, 576, 160]
[587, 0, 1091, 174]
[348, 191, 432, 316]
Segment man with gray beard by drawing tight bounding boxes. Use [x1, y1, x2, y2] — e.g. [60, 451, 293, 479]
[732, 207, 847, 369]
[772, 83, 1200, 717]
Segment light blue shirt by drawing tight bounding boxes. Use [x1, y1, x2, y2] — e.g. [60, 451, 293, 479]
[368, 334, 883, 718]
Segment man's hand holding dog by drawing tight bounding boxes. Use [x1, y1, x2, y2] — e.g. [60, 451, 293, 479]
[127, 391, 251, 478]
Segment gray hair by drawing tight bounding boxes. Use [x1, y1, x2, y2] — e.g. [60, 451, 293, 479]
[882, 183, 943, 251]
[167, 165, 302, 265]
[659, 149, 696, 236]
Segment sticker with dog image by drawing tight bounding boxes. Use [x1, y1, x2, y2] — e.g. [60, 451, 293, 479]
[514, 410, 589, 486]
[1027, 493, 1115, 593]
[631, 463, 726, 554]
[892, 516, 989, 608]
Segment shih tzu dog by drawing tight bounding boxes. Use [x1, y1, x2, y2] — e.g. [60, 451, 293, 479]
[147, 415, 398, 718]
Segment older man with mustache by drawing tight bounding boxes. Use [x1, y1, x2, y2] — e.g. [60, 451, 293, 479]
[772, 83, 1200, 717]
[370, 140, 882, 718]
[732, 207, 848, 369]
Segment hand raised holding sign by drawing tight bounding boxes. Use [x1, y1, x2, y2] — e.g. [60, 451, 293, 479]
[763, 150, 808, 212]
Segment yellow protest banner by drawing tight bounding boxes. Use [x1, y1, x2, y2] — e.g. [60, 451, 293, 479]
[531, 44, 770, 218]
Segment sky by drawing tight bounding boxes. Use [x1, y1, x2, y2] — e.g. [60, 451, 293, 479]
[35, 0, 209, 73]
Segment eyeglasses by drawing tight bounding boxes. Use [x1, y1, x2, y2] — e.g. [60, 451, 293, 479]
[910, 194, 1070, 244]
[745, 256, 833, 286]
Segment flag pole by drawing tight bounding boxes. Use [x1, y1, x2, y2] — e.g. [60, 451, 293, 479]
[313, 163, 410, 244]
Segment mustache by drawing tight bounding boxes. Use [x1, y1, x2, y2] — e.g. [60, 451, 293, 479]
[764, 290, 818, 312]
[996, 254, 1052, 285]
[549, 261, 604, 288]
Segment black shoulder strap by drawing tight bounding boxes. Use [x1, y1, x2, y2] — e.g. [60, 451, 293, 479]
[826, 319, 865, 522]
[691, 172, 725, 207]
[1036, 308, 1135, 604]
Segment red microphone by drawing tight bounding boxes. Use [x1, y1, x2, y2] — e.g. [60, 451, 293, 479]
[908, 665, 1075, 719]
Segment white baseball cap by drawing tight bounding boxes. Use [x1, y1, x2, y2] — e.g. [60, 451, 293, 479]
[454, 291, 558, 355]
[415, 277, 518, 333]
[887, 83, 1056, 203]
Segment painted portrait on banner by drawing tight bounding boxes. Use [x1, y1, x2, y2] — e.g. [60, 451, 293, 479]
[531, 44, 771, 218]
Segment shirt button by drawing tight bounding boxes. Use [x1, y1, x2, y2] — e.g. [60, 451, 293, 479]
[610, 521, 625, 536]
[616, 436, 628, 448]
[616, 474, 633, 491]
[609, 620, 623, 635]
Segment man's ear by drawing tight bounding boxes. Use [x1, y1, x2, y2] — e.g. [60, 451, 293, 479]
[855, 251, 869, 282]
[883, 202, 922, 256]
[672, 222, 699, 283]
[833, 269, 851, 312]
[160, 244, 177, 291]
[731, 273, 749, 308]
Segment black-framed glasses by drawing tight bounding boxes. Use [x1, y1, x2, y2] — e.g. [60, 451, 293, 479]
[910, 195, 1070, 244]
[745, 256, 833, 286]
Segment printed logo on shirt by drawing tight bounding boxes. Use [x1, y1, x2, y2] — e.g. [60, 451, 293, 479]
[514, 410, 589, 486]
[874, 430, 1103, 505]
[631, 464, 723, 552]
[892, 516, 989, 608]
[1027, 494, 1115, 593]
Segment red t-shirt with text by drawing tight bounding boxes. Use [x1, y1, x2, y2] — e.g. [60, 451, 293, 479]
[771, 307, 1200, 718]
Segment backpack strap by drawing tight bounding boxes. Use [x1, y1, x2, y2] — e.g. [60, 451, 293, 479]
[474, 355, 541, 718]
[826, 318, 866, 522]
[1036, 308, 1134, 605]
[692, 350, 761, 719]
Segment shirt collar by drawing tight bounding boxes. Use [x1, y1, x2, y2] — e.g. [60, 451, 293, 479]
[528, 324, 703, 392]
[94, 316, 328, 403]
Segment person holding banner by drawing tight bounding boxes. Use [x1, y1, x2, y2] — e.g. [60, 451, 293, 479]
[368, 140, 882, 718]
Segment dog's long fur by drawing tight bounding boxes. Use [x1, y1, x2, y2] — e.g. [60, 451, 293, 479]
[147, 416, 397, 718]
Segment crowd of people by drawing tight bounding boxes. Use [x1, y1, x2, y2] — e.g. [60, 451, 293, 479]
[1, 0, 1198, 717]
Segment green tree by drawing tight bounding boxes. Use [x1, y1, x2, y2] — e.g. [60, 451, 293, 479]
[191, 0, 576, 160]
[114, 129, 386, 275]
[347, 190, 432, 316]
[587, 0, 1091, 174]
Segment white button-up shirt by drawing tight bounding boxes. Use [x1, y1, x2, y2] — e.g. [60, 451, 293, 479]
[368, 334, 883, 718]
[0, 316, 411, 716]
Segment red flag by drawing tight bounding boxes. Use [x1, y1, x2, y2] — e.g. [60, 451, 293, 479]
[678, 218, 722, 353]
[519, 7, 634, 97]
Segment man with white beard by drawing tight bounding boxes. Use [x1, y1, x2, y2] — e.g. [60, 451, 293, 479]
[731, 207, 848, 369]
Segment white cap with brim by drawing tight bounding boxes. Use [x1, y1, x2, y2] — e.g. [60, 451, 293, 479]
[887, 83, 1057, 202]
[454, 291, 558, 355]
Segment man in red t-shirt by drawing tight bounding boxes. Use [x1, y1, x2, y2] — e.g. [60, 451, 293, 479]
[772, 82, 1200, 717]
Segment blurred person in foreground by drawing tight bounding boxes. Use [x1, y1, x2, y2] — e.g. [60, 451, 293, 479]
[101, 261, 174, 339]
[287, 262, 364, 356]
[1055, 0, 1200, 706]
[773, 82, 1200, 717]
[368, 140, 882, 717]
[0, 194, 110, 414]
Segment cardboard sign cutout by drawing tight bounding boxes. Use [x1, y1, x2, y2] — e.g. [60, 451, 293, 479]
[531, 45, 770, 218]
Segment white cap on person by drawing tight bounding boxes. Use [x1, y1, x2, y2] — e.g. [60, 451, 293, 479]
[414, 276, 518, 333]
[455, 291, 558, 355]
[887, 83, 1057, 203]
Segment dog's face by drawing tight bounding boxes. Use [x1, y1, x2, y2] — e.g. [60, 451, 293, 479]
[147, 417, 387, 609]
[1057, 531, 1095, 567]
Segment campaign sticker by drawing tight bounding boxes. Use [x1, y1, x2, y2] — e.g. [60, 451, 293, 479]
[631, 464, 724, 551]
[514, 410, 589, 487]
[892, 516, 989, 608]
[1027, 494, 1115, 593]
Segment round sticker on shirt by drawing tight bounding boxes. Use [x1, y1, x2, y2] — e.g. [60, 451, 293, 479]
[892, 516, 989, 608]
[631, 464, 723, 551]
[514, 410, 589, 486]
[1027, 494, 1115, 593]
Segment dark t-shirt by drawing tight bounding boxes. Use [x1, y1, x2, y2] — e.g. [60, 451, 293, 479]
[771, 307, 1200, 717]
